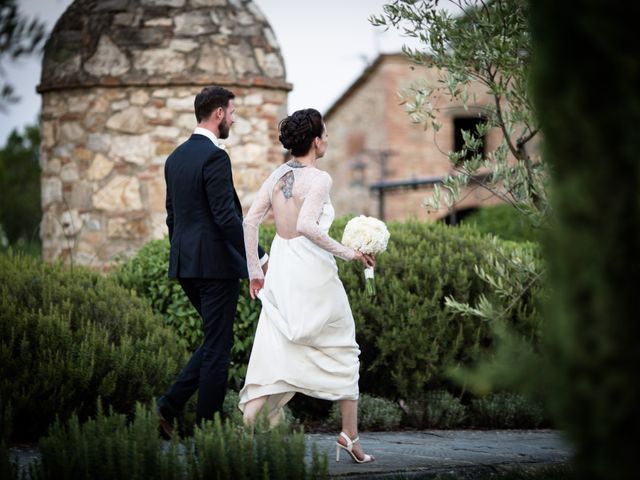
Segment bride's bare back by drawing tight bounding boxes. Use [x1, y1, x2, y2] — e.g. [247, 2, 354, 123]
[244, 162, 355, 280]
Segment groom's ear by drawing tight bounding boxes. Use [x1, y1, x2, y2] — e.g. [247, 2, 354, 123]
[215, 106, 224, 119]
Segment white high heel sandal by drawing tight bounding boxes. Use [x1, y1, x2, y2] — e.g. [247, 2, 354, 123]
[335, 432, 375, 464]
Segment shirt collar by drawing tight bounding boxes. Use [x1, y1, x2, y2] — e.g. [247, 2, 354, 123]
[193, 127, 225, 150]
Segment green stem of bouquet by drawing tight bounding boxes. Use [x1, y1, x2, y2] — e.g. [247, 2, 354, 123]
[366, 278, 376, 296]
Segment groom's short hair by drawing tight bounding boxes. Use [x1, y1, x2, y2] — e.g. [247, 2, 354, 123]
[194, 86, 235, 123]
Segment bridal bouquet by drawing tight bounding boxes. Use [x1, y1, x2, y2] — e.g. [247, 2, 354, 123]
[342, 215, 390, 296]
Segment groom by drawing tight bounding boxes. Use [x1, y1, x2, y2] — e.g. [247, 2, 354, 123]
[157, 86, 268, 435]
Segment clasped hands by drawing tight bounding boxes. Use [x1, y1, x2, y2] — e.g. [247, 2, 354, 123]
[354, 251, 376, 268]
[249, 260, 268, 300]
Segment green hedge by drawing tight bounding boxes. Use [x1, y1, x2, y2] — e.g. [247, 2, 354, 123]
[0, 252, 187, 442]
[470, 392, 545, 429]
[402, 390, 467, 429]
[335, 219, 542, 401]
[116, 220, 542, 404]
[462, 204, 540, 243]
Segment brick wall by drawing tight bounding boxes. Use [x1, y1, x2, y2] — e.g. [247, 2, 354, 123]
[324, 54, 509, 222]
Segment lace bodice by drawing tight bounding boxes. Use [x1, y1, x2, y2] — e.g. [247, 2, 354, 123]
[243, 163, 356, 280]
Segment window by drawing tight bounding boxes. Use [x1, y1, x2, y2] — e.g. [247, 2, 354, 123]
[453, 116, 486, 162]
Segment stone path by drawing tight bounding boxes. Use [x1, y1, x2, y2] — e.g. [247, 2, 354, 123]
[10, 429, 571, 479]
[306, 430, 571, 479]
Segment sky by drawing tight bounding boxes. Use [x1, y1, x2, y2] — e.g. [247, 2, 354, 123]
[0, 0, 425, 144]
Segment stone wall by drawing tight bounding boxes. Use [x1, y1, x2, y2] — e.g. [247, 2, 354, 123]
[38, 0, 291, 268]
[40, 85, 287, 268]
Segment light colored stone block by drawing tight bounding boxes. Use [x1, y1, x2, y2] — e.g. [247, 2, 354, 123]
[150, 212, 168, 239]
[130, 90, 150, 105]
[169, 38, 199, 52]
[143, 106, 174, 121]
[166, 96, 194, 111]
[43, 157, 61, 175]
[93, 176, 143, 211]
[60, 163, 79, 183]
[84, 36, 130, 77]
[255, 50, 284, 78]
[107, 217, 148, 239]
[112, 99, 130, 111]
[106, 106, 147, 134]
[191, 0, 227, 6]
[109, 134, 154, 165]
[152, 88, 173, 98]
[176, 113, 195, 131]
[42, 177, 62, 207]
[88, 153, 114, 181]
[174, 11, 217, 36]
[42, 123, 56, 148]
[87, 133, 111, 153]
[145, 17, 173, 27]
[152, 126, 180, 139]
[243, 92, 263, 106]
[134, 49, 187, 75]
[60, 122, 85, 143]
[60, 209, 82, 236]
[232, 116, 251, 136]
[141, 0, 185, 6]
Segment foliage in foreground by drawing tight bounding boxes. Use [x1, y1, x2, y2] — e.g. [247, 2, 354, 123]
[530, 1, 640, 479]
[0, 252, 187, 441]
[24, 402, 327, 480]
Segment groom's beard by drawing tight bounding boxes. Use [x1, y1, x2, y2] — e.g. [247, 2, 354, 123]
[219, 118, 230, 139]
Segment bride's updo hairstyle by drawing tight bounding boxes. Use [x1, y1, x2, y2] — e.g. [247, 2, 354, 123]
[278, 108, 324, 157]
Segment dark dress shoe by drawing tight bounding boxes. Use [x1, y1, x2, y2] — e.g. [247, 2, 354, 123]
[157, 396, 185, 439]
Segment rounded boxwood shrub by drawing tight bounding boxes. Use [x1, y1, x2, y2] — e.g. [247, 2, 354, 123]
[0, 252, 188, 441]
[461, 204, 540, 243]
[332, 218, 543, 402]
[401, 390, 467, 429]
[470, 392, 546, 429]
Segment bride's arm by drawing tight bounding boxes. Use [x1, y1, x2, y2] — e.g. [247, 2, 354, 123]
[243, 176, 272, 281]
[296, 172, 356, 261]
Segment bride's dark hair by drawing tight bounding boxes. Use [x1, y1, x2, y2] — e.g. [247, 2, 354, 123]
[278, 109, 324, 156]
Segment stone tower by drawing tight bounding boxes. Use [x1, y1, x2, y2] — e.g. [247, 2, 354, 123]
[38, 0, 290, 269]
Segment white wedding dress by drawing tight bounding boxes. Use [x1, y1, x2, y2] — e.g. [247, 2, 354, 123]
[239, 163, 360, 417]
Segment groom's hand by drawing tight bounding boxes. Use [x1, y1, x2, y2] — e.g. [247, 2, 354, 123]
[249, 278, 264, 300]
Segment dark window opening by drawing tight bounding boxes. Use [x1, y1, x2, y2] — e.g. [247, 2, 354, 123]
[442, 207, 479, 226]
[453, 116, 486, 162]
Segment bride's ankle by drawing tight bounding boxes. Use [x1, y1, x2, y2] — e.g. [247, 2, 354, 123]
[339, 430, 358, 441]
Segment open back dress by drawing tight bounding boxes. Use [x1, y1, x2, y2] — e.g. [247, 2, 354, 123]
[239, 162, 360, 417]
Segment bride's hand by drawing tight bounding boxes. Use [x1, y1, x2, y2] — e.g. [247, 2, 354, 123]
[249, 278, 264, 300]
[354, 251, 376, 268]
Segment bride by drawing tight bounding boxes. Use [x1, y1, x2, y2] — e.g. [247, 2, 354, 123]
[240, 108, 376, 464]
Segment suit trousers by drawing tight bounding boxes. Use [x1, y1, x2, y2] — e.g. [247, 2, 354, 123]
[164, 277, 240, 424]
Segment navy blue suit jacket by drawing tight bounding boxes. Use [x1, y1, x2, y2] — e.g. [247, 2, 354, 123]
[165, 134, 264, 279]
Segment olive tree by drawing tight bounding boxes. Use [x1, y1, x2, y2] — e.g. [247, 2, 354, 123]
[371, 0, 548, 226]
[0, 0, 46, 111]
